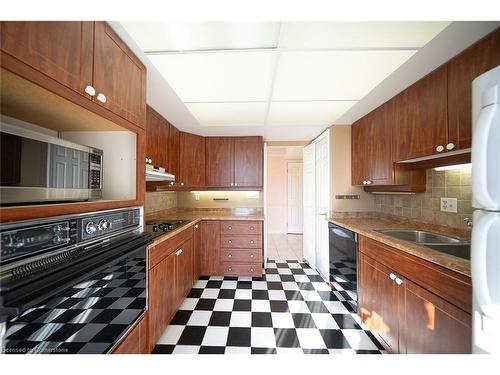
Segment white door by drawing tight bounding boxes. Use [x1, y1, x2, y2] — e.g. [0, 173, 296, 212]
[303, 143, 316, 267]
[314, 130, 330, 280]
[287, 161, 303, 234]
[263, 143, 269, 269]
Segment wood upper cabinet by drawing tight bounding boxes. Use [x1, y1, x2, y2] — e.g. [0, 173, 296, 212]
[402, 279, 471, 354]
[205, 137, 234, 187]
[359, 252, 401, 353]
[93, 22, 146, 129]
[148, 250, 176, 351]
[179, 132, 205, 187]
[0, 22, 94, 97]
[234, 136, 263, 188]
[393, 65, 448, 161]
[198, 221, 220, 276]
[351, 116, 369, 186]
[447, 28, 500, 150]
[168, 123, 180, 179]
[146, 105, 169, 168]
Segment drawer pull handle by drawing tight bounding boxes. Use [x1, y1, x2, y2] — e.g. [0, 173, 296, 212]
[228, 268, 232, 271]
[250, 254, 254, 258]
[228, 254, 232, 257]
[228, 226, 232, 230]
[250, 240, 254, 244]
[395, 277, 403, 286]
[250, 227, 254, 230]
[389, 273, 397, 281]
[250, 268, 253, 272]
[228, 240, 232, 244]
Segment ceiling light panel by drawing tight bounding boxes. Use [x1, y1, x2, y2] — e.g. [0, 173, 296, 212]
[267, 101, 357, 126]
[121, 21, 280, 52]
[272, 50, 416, 101]
[186, 102, 267, 127]
[280, 22, 450, 49]
[149, 52, 276, 102]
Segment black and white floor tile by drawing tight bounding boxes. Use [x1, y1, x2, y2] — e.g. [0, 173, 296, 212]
[152, 260, 385, 354]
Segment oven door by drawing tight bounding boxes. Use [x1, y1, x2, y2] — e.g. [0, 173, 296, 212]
[0, 123, 96, 205]
[1, 242, 148, 354]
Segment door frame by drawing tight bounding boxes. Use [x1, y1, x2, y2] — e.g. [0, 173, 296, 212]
[263, 142, 268, 269]
[302, 142, 316, 268]
[286, 160, 304, 234]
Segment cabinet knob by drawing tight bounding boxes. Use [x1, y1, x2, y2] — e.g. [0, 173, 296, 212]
[362, 181, 367, 185]
[84, 85, 96, 96]
[180, 182, 184, 186]
[366, 180, 372, 185]
[235, 183, 238, 186]
[250, 240, 254, 244]
[228, 268, 232, 271]
[194, 224, 198, 229]
[250, 268, 253, 272]
[250, 254, 254, 258]
[228, 226, 232, 230]
[395, 277, 403, 286]
[230, 183, 234, 186]
[436, 145, 445, 152]
[228, 240, 232, 243]
[446, 143, 455, 150]
[228, 254, 232, 257]
[389, 273, 397, 281]
[250, 227, 254, 230]
[96, 93, 107, 103]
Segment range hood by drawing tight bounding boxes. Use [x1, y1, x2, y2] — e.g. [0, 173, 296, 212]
[145, 163, 175, 182]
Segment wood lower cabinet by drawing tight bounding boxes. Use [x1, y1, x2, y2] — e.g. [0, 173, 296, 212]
[93, 22, 146, 128]
[112, 316, 148, 354]
[179, 132, 205, 187]
[234, 136, 263, 188]
[358, 235, 472, 354]
[193, 222, 201, 280]
[0, 21, 94, 98]
[175, 238, 194, 301]
[447, 28, 500, 150]
[198, 221, 220, 276]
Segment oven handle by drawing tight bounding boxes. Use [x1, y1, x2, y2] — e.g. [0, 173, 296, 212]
[1, 234, 151, 321]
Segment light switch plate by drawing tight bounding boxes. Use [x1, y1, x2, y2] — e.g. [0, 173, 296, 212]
[440, 197, 458, 213]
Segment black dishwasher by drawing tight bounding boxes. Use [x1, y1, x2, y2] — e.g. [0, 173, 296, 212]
[328, 222, 358, 302]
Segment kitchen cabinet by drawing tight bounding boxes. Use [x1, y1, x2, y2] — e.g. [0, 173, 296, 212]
[112, 316, 148, 354]
[198, 221, 220, 276]
[93, 22, 146, 128]
[175, 238, 194, 301]
[358, 236, 472, 354]
[168, 123, 180, 180]
[205, 137, 234, 188]
[0, 21, 94, 97]
[393, 65, 448, 161]
[447, 28, 500, 150]
[146, 105, 169, 168]
[351, 114, 369, 186]
[234, 136, 263, 188]
[179, 132, 205, 187]
[193, 222, 201, 280]
[0, 21, 147, 130]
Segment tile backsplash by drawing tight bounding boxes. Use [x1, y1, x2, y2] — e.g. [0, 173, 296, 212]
[374, 166, 472, 229]
[145, 191, 178, 214]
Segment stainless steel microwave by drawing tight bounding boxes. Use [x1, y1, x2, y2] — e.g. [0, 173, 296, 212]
[0, 122, 103, 206]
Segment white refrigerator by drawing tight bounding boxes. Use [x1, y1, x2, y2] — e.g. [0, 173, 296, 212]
[471, 65, 500, 354]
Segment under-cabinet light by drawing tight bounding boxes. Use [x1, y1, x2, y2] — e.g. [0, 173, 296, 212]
[434, 163, 471, 171]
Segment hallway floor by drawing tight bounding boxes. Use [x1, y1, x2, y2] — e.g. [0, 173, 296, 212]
[268, 234, 303, 261]
[152, 260, 385, 354]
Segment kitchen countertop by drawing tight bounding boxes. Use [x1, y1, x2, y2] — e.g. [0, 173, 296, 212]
[328, 214, 471, 277]
[146, 208, 264, 247]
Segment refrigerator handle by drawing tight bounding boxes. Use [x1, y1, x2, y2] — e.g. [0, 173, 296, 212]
[471, 213, 497, 319]
[472, 98, 499, 210]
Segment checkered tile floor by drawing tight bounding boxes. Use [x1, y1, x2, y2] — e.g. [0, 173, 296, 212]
[152, 260, 385, 354]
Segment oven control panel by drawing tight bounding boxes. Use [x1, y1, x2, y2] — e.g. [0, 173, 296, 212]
[80, 208, 141, 241]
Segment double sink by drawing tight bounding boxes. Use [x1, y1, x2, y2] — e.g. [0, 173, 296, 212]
[375, 229, 470, 260]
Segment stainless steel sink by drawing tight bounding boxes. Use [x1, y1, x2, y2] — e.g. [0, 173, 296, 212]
[375, 229, 470, 260]
[424, 243, 471, 260]
[376, 229, 464, 244]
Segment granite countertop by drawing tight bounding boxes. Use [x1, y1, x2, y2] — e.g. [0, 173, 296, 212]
[146, 208, 264, 246]
[328, 214, 471, 277]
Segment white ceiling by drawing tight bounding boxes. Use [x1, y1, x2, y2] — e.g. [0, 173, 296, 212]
[114, 21, 500, 141]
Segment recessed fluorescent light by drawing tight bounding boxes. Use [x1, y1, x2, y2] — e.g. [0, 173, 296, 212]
[434, 163, 472, 171]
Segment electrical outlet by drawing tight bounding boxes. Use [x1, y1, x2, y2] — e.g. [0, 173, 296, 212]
[440, 197, 458, 213]
[195, 193, 200, 201]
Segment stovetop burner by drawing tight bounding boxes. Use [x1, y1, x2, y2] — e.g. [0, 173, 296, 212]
[145, 219, 191, 237]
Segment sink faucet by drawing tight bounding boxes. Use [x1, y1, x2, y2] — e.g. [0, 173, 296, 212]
[463, 217, 473, 228]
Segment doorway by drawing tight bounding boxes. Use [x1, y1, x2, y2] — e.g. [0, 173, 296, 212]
[265, 146, 304, 262]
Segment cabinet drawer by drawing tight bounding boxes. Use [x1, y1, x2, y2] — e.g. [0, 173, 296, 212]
[149, 226, 193, 269]
[221, 221, 262, 235]
[219, 262, 262, 277]
[220, 249, 262, 263]
[221, 235, 262, 249]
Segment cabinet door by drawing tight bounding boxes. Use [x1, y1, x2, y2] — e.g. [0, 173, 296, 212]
[93, 22, 146, 128]
[112, 317, 148, 354]
[447, 29, 500, 150]
[205, 137, 234, 187]
[393, 66, 448, 161]
[148, 252, 176, 348]
[402, 279, 472, 354]
[0, 21, 94, 96]
[179, 132, 205, 187]
[199, 221, 220, 276]
[193, 223, 201, 281]
[234, 136, 263, 188]
[175, 238, 194, 302]
[168, 123, 180, 179]
[146, 106, 169, 169]
[351, 116, 370, 186]
[358, 253, 401, 353]
[370, 103, 393, 185]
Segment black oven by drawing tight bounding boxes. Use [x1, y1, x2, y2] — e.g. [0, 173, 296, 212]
[0, 207, 151, 354]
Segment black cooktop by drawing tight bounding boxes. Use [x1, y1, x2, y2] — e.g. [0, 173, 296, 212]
[145, 219, 191, 238]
